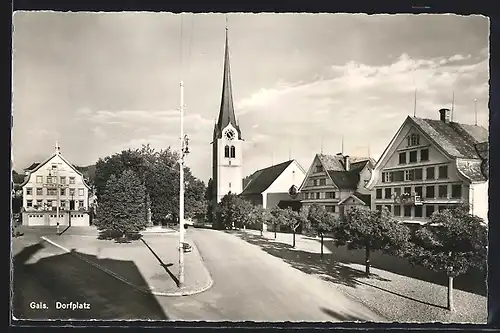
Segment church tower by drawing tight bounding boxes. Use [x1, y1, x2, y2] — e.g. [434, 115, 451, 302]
[212, 23, 243, 204]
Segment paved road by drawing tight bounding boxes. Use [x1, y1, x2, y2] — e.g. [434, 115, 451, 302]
[157, 228, 386, 322]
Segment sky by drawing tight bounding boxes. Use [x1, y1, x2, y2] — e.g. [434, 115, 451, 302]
[12, 12, 490, 183]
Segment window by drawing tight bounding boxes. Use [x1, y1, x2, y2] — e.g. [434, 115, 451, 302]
[326, 192, 335, 199]
[451, 184, 462, 198]
[36, 176, 43, 183]
[376, 205, 382, 211]
[438, 205, 447, 212]
[60, 188, 66, 196]
[36, 199, 43, 207]
[404, 187, 412, 195]
[383, 172, 392, 183]
[319, 178, 326, 186]
[426, 167, 435, 180]
[376, 189, 382, 199]
[230, 146, 236, 158]
[315, 192, 320, 199]
[224, 145, 230, 158]
[36, 188, 43, 195]
[393, 171, 404, 182]
[26, 188, 32, 195]
[70, 188, 75, 196]
[425, 205, 435, 218]
[438, 185, 448, 198]
[312, 179, 318, 186]
[414, 168, 423, 180]
[414, 186, 423, 197]
[408, 134, 420, 146]
[404, 170, 414, 181]
[409, 151, 418, 163]
[438, 165, 448, 179]
[394, 205, 401, 216]
[393, 187, 401, 197]
[78, 200, 84, 208]
[47, 188, 57, 196]
[60, 200, 65, 208]
[47, 176, 53, 183]
[399, 152, 407, 164]
[60, 176, 66, 184]
[69, 177, 75, 184]
[421, 149, 429, 161]
[426, 185, 435, 198]
[27, 199, 33, 207]
[384, 188, 392, 199]
[78, 188, 84, 196]
[385, 205, 392, 213]
[316, 165, 324, 173]
[319, 192, 325, 199]
[414, 205, 423, 218]
[404, 206, 412, 217]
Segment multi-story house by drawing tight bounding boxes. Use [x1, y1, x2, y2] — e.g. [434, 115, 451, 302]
[299, 153, 375, 217]
[366, 108, 488, 224]
[19, 143, 91, 227]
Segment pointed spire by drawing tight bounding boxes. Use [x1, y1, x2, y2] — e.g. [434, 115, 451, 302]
[215, 17, 241, 139]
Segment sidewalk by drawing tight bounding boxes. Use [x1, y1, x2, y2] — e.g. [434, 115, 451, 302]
[40, 233, 213, 297]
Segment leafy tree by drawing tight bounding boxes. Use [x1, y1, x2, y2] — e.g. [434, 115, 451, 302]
[215, 193, 253, 230]
[406, 205, 487, 311]
[334, 206, 410, 275]
[269, 206, 289, 239]
[247, 205, 272, 234]
[307, 204, 337, 259]
[94, 170, 147, 242]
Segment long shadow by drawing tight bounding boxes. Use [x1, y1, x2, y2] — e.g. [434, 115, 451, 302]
[232, 231, 452, 310]
[322, 239, 486, 297]
[232, 231, 389, 289]
[58, 225, 71, 236]
[12, 242, 169, 320]
[320, 307, 375, 322]
[141, 238, 179, 287]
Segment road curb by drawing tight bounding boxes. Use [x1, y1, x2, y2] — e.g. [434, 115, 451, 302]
[40, 236, 213, 297]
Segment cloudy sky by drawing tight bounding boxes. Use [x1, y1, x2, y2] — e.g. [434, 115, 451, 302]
[12, 12, 489, 183]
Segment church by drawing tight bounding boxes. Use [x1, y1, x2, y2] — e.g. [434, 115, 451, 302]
[211, 25, 305, 212]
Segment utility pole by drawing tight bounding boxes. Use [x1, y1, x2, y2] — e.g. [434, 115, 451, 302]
[178, 80, 186, 288]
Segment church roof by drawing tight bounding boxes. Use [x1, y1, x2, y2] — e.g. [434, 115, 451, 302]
[214, 26, 241, 140]
[240, 160, 295, 196]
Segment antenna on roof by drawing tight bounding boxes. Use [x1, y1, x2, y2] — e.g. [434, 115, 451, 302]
[474, 98, 478, 126]
[451, 90, 455, 122]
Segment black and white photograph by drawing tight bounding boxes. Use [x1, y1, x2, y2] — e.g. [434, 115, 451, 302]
[11, 12, 489, 323]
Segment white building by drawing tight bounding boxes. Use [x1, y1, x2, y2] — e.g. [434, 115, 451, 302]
[19, 142, 91, 227]
[299, 153, 375, 218]
[366, 108, 489, 224]
[240, 159, 306, 210]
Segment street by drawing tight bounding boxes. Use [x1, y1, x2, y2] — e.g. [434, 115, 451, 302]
[12, 228, 385, 322]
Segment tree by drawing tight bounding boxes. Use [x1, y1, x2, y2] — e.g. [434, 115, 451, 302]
[94, 170, 147, 242]
[406, 205, 487, 311]
[334, 206, 410, 275]
[215, 194, 253, 230]
[205, 178, 215, 224]
[307, 204, 337, 259]
[248, 205, 272, 234]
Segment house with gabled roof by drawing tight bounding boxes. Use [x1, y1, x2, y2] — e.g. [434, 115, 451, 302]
[299, 153, 375, 217]
[240, 159, 306, 210]
[366, 108, 489, 224]
[19, 142, 92, 227]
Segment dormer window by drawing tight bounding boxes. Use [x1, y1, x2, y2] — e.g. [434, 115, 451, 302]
[407, 134, 420, 147]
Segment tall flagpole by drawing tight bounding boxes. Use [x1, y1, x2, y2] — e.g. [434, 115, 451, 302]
[178, 81, 185, 287]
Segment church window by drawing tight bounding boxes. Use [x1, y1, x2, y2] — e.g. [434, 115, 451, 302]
[224, 145, 230, 158]
[230, 145, 236, 158]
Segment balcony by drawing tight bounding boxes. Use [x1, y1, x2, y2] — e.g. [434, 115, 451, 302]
[393, 193, 422, 206]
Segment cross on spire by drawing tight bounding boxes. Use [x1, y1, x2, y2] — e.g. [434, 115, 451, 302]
[55, 141, 61, 154]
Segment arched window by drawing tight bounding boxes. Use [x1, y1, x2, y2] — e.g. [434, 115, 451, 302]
[230, 145, 236, 158]
[224, 145, 230, 158]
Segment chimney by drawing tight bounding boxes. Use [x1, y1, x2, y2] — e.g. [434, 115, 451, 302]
[344, 155, 350, 171]
[439, 108, 451, 123]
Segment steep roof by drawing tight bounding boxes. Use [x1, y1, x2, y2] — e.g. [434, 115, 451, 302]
[214, 27, 241, 140]
[317, 154, 374, 190]
[240, 160, 295, 196]
[410, 116, 488, 182]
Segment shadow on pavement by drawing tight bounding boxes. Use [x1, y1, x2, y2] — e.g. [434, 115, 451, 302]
[320, 307, 374, 322]
[141, 238, 180, 287]
[12, 242, 169, 320]
[321, 239, 486, 297]
[231, 231, 389, 289]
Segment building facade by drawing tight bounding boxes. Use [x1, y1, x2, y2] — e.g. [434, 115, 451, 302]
[366, 108, 489, 224]
[240, 159, 306, 209]
[211, 25, 243, 206]
[19, 143, 91, 227]
[299, 153, 374, 217]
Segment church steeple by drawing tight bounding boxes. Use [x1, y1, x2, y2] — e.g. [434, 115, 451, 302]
[215, 21, 241, 139]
